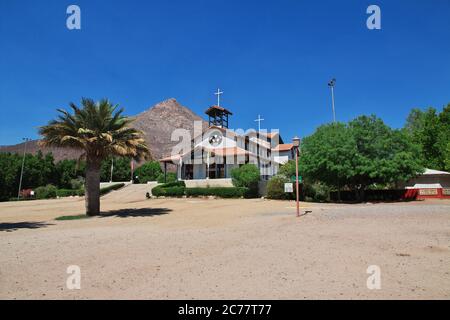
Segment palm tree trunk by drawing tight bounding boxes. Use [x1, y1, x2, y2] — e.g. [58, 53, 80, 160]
[85, 157, 101, 216]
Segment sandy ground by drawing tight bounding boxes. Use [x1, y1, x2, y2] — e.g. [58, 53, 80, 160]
[0, 185, 449, 299]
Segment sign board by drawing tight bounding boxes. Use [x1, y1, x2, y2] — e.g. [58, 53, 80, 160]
[284, 183, 293, 193]
[419, 188, 438, 196]
[290, 175, 303, 183]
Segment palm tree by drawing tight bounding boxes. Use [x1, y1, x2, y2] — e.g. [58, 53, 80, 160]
[39, 98, 150, 216]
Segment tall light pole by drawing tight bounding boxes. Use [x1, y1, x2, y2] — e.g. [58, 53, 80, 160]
[292, 136, 301, 217]
[328, 78, 336, 123]
[17, 138, 30, 200]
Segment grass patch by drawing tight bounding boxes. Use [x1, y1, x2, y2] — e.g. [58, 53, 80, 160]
[55, 214, 90, 221]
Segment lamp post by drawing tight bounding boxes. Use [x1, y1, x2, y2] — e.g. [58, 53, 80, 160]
[17, 138, 30, 200]
[292, 136, 301, 217]
[328, 78, 336, 123]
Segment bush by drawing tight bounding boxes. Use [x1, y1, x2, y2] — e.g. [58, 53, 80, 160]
[266, 175, 294, 200]
[157, 172, 177, 183]
[231, 164, 260, 187]
[35, 184, 58, 199]
[302, 182, 329, 202]
[70, 177, 85, 190]
[186, 187, 249, 198]
[160, 180, 185, 188]
[152, 186, 185, 197]
[231, 164, 260, 197]
[151, 180, 186, 197]
[56, 189, 79, 197]
[134, 161, 163, 183]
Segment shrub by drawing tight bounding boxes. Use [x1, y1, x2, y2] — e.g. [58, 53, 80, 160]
[152, 186, 185, 197]
[302, 182, 329, 202]
[231, 164, 260, 187]
[35, 184, 58, 199]
[134, 161, 163, 183]
[151, 180, 186, 197]
[231, 164, 260, 197]
[70, 177, 85, 190]
[56, 189, 79, 197]
[157, 172, 177, 183]
[186, 187, 249, 198]
[266, 175, 294, 200]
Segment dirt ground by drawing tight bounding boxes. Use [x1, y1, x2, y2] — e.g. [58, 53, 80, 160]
[0, 187, 449, 299]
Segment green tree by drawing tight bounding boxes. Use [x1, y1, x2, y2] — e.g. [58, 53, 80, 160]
[300, 116, 423, 201]
[0, 153, 21, 201]
[134, 161, 162, 183]
[404, 104, 450, 170]
[55, 159, 85, 189]
[299, 122, 356, 200]
[347, 115, 422, 198]
[231, 163, 260, 197]
[100, 156, 132, 182]
[39, 98, 150, 215]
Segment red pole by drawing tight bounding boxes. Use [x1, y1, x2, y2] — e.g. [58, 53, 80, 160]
[295, 147, 300, 217]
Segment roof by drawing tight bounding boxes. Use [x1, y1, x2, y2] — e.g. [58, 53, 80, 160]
[272, 143, 294, 152]
[205, 105, 233, 115]
[406, 183, 443, 189]
[423, 168, 450, 175]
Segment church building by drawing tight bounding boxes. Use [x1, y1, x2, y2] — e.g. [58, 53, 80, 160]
[159, 100, 295, 183]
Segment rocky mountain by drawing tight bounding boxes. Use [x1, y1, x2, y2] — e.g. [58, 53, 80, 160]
[0, 98, 207, 163]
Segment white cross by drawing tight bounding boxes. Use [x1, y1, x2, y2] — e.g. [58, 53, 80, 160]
[254, 114, 264, 132]
[214, 88, 223, 106]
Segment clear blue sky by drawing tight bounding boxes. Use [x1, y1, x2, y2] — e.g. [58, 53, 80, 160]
[1, 0, 449, 145]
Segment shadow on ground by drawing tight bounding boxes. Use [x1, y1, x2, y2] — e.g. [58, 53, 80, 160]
[100, 207, 172, 218]
[0, 221, 54, 232]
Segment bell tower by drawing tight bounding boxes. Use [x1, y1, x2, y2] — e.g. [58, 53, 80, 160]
[205, 88, 232, 128]
[205, 105, 232, 128]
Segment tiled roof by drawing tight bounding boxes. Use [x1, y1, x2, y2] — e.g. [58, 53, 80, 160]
[272, 143, 294, 152]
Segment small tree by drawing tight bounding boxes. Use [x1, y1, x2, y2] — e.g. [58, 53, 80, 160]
[134, 161, 162, 183]
[266, 175, 293, 200]
[231, 164, 260, 197]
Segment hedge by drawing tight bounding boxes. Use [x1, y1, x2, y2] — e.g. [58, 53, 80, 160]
[56, 189, 80, 197]
[152, 186, 185, 197]
[151, 181, 186, 197]
[54, 183, 124, 198]
[150, 182, 251, 199]
[186, 187, 249, 198]
[99, 183, 126, 195]
[329, 189, 417, 202]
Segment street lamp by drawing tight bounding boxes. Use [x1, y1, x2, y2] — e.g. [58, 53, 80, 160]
[292, 136, 301, 217]
[17, 138, 30, 200]
[328, 78, 336, 123]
